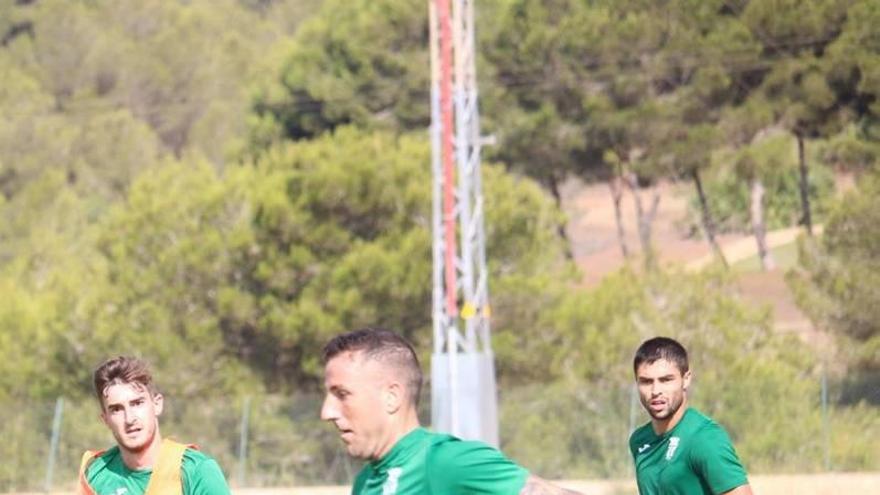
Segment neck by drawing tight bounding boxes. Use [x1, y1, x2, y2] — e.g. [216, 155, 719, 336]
[652, 398, 688, 435]
[375, 410, 420, 461]
[121, 430, 163, 470]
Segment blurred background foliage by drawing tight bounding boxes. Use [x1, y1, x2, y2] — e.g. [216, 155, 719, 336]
[1, 0, 878, 491]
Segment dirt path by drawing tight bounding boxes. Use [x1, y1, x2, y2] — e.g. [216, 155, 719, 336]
[561, 179, 736, 285]
[560, 178, 822, 343]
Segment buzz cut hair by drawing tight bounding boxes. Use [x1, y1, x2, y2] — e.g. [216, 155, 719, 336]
[633, 336, 689, 376]
[323, 327, 423, 406]
[93, 356, 159, 408]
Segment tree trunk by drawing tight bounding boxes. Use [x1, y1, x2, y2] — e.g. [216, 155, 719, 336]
[546, 176, 574, 260]
[624, 171, 661, 270]
[750, 177, 775, 271]
[608, 175, 630, 260]
[796, 133, 813, 236]
[691, 169, 728, 268]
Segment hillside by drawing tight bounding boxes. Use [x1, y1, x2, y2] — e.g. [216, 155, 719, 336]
[560, 178, 826, 345]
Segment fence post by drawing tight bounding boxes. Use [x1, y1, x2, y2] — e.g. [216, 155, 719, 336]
[625, 385, 641, 472]
[44, 397, 64, 493]
[628, 385, 638, 435]
[237, 396, 251, 487]
[821, 367, 830, 471]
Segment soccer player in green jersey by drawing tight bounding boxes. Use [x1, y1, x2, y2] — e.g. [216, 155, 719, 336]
[78, 356, 231, 495]
[629, 337, 752, 495]
[320, 327, 582, 495]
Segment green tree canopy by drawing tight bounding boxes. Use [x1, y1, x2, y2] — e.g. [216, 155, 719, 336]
[251, 0, 430, 143]
[3, 126, 571, 400]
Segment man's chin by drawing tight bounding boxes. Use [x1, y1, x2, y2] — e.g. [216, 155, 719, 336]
[115, 435, 151, 454]
[122, 442, 148, 453]
[649, 409, 672, 420]
[346, 446, 365, 459]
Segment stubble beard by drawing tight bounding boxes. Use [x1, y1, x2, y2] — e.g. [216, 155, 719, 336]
[648, 394, 683, 421]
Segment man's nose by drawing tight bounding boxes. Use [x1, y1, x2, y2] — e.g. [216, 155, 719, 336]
[320, 396, 338, 421]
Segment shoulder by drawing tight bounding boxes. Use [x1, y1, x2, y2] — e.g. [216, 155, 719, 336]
[181, 448, 230, 495]
[681, 411, 749, 492]
[687, 410, 732, 443]
[673, 408, 718, 438]
[182, 447, 216, 467]
[684, 408, 714, 427]
[629, 422, 654, 451]
[182, 446, 226, 475]
[425, 435, 528, 492]
[630, 422, 653, 442]
[683, 411, 742, 465]
[84, 446, 121, 477]
[425, 434, 495, 465]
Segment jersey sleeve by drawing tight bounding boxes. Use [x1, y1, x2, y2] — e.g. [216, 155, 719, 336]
[689, 423, 749, 495]
[182, 450, 232, 495]
[426, 439, 529, 494]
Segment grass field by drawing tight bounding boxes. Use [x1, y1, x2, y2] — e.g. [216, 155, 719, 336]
[730, 239, 800, 273]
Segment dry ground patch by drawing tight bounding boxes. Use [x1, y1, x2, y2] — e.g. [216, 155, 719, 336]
[20, 473, 876, 495]
[232, 473, 880, 495]
[25, 472, 868, 495]
[215, 472, 880, 495]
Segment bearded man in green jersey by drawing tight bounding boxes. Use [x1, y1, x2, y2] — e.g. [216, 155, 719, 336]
[320, 327, 582, 495]
[629, 337, 752, 495]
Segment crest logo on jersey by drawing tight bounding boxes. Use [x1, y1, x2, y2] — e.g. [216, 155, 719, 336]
[665, 436, 680, 460]
[383, 467, 403, 495]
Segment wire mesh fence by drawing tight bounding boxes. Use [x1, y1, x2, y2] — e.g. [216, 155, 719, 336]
[3, 371, 878, 493]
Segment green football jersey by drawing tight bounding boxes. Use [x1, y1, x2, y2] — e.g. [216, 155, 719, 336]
[629, 408, 748, 495]
[352, 427, 529, 494]
[85, 446, 231, 495]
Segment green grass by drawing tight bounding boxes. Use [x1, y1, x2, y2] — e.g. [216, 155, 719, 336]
[731, 240, 799, 273]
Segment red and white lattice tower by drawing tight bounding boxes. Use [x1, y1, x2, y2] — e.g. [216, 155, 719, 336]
[429, 0, 498, 446]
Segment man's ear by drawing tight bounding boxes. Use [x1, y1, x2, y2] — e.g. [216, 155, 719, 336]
[97, 394, 110, 427]
[153, 392, 164, 417]
[384, 382, 404, 415]
[683, 370, 693, 391]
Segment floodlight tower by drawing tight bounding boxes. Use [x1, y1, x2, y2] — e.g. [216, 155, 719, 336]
[429, 0, 498, 446]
